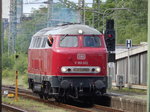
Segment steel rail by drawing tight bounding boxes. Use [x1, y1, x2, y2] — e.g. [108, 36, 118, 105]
[16, 92, 93, 112]
[2, 85, 33, 95]
[3, 85, 124, 112]
[2, 103, 28, 112]
[3, 88, 93, 112]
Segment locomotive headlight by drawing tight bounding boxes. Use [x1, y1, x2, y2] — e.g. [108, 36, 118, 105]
[95, 67, 101, 73]
[61, 67, 67, 73]
[78, 29, 83, 34]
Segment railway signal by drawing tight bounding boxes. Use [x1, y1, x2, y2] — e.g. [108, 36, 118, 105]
[104, 19, 115, 62]
[105, 30, 115, 51]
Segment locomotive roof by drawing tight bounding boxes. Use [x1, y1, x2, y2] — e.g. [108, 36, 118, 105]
[33, 24, 101, 37]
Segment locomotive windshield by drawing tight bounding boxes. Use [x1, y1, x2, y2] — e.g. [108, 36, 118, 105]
[60, 36, 78, 47]
[83, 36, 101, 47]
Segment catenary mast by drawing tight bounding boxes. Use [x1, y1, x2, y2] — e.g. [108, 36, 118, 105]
[9, 0, 17, 55]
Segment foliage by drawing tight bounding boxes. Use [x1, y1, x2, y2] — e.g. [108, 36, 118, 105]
[2, 97, 71, 112]
[2, 53, 27, 77]
[111, 0, 147, 44]
[85, 0, 147, 44]
[111, 87, 147, 94]
[2, 53, 28, 87]
[16, 7, 47, 53]
[2, 53, 15, 69]
[2, 68, 14, 78]
[14, 53, 28, 74]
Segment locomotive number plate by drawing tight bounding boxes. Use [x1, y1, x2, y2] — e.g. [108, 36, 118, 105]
[73, 68, 90, 72]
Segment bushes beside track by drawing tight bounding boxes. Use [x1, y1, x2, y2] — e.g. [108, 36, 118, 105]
[2, 53, 28, 87]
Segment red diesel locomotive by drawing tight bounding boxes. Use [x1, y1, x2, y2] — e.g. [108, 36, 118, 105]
[28, 24, 108, 102]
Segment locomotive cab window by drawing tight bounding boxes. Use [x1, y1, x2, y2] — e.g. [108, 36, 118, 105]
[47, 35, 54, 47]
[83, 36, 101, 47]
[60, 36, 78, 47]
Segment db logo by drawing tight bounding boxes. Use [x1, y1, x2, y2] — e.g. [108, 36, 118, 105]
[77, 53, 86, 60]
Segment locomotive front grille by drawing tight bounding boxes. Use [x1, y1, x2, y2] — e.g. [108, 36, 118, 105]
[73, 68, 90, 72]
[61, 66, 101, 73]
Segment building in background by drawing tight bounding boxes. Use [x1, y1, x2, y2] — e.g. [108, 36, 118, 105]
[114, 43, 148, 89]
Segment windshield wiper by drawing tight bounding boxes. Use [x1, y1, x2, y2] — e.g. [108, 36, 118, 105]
[60, 34, 68, 41]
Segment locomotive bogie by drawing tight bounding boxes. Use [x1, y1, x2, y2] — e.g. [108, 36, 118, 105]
[28, 75, 107, 100]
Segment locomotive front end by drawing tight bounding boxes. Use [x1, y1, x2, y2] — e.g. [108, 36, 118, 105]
[50, 25, 108, 101]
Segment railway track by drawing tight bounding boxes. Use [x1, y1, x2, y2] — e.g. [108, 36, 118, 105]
[2, 103, 27, 112]
[2, 85, 33, 95]
[2, 85, 124, 112]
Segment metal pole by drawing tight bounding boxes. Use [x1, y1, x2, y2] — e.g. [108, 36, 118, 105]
[147, 0, 150, 111]
[97, 0, 100, 29]
[78, 0, 84, 24]
[83, 0, 85, 24]
[9, 0, 17, 55]
[0, 0, 2, 111]
[15, 71, 18, 101]
[15, 54, 19, 101]
[92, 0, 95, 27]
[102, 10, 106, 33]
[47, 0, 53, 27]
[127, 48, 131, 88]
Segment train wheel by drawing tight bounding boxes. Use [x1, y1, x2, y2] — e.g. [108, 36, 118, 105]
[55, 95, 67, 103]
[101, 88, 106, 95]
[55, 96, 63, 102]
[44, 95, 48, 100]
[39, 93, 44, 99]
[28, 79, 34, 89]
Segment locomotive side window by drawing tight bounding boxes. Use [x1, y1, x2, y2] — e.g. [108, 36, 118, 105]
[30, 37, 35, 48]
[31, 37, 42, 48]
[41, 38, 47, 48]
[83, 36, 101, 47]
[36, 38, 42, 48]
[60, 36, 78, 47]
[33, 38, 38, 48]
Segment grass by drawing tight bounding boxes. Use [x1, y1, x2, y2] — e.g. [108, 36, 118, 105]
[2, 96, 74, 112]
[108, 87, 147, 101]
[2, 69, 74, 112]
[2, 70, 28, 89]
[2, 75, 28, 89]
[110, 87, 147, 94]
